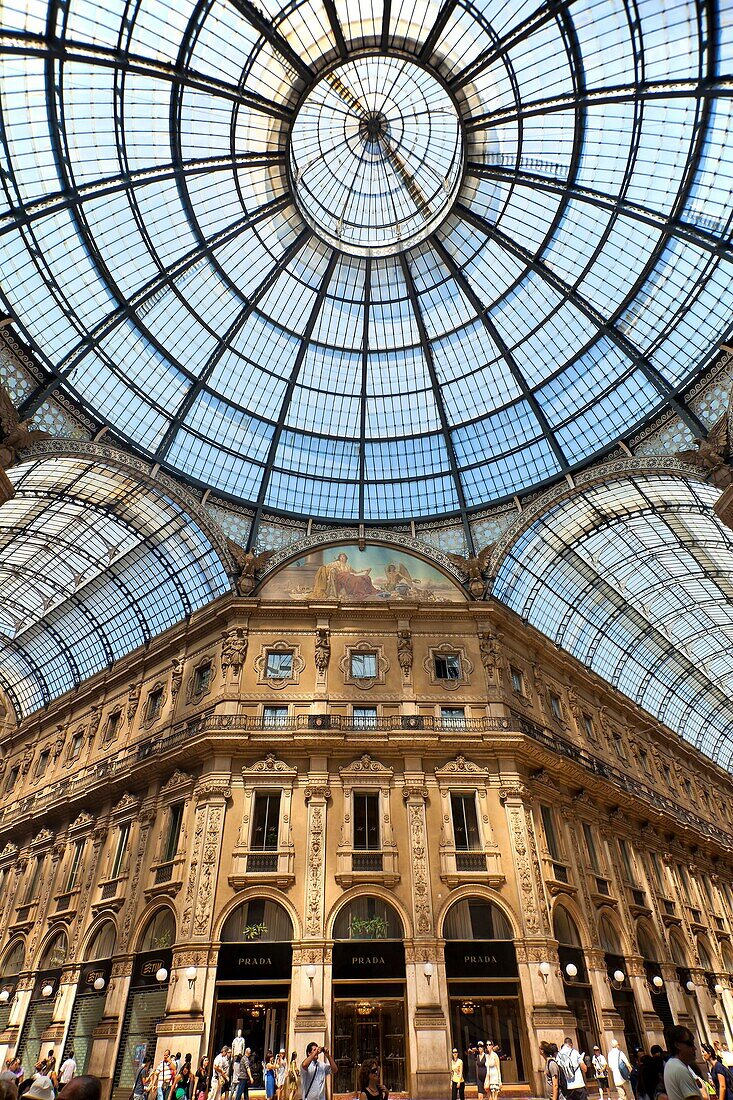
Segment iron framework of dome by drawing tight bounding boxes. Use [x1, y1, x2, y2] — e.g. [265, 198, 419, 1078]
[0, 0, 731, 531]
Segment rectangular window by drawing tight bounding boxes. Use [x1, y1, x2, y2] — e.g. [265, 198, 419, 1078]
[582, 822, 600, 871]
[111, 822, 130, 880]
[69, 733, 84, 762]
[582, 713, 595, 739]
[434, 653, 460, 680]
[35, 749, 50, 778]
[5, 766, 19, 793]
[163, 803, 184, 863]
[251, 792, 281, 850]
[24, 854, 45, 903]
[440, 707, 466, 728]
[65, 841, 84, 893]
[353, 707, 378, 729]
[549, 693, 562, 720]
[353, 792, 380, 850]
[540, 805, 561, 860]
[638, 748, 650, 775]
[618, 838, 637, 884]
[145, 688, 164, 722]
[193, 663, 212, 694]
[683, 777, 693, 798]
[510, 667, 523, 693]
[450, 793, 481, 850]
[263, 706, 288, 728]
[351, 652, 377, 679]
[662, 763, 672, 784]
[648, 850, 664, 893]
[265, 651, 293, 679]
[105, 711, 121, 743]
[612, 732, 626, 760]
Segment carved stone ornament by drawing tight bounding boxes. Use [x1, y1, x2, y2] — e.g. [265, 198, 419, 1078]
[0, 842, 18, 859]
[304, 785, 331, 803]
[254, 641, 304, 689]
[341, 753, 393, 778]
[171, 658, 184, 702]
[478, 630, 503, 681]
[339, 641, 388, 689]
[498, 782, 531, 804]
[88, 706, 101, 738]
[127, 684, 140, 722]
[314, 627, 330, 673]
[194, 780, 232, 802]
[397, 630, 413, 677]
[435, 755, 490, 779]
[112, 791, 140, 816]
[221, 629, 248, 675]
[403, 785, 429, 803]
[242, 754, 297, 780]
[31, 828, 54, 847]
[423, 644, 473, 690]
[161, 769, 192, 794]
[306, 800, 326, 937]
[69, 811, 95, 832]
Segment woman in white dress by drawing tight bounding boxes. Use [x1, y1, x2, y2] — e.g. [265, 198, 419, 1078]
[486, 1043, 502, 1100]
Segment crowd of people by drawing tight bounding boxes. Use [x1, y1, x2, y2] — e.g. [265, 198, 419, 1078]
[0, 1049, 100, 1100]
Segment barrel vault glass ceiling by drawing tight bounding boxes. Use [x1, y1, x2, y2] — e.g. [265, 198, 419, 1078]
[0, 0, 732, 524]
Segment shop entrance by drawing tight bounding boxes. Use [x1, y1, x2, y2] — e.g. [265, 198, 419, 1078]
[448, 996, 525, 1084]
[333, 996, 406, 1093]
[211, 996, 289, 1086]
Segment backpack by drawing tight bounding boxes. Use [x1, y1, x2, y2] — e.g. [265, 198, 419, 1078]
[548, 1058, 570, 1098]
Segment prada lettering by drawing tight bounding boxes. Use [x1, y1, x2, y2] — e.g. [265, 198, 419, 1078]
[237, 956, 273, 967]
[463, 954, 498, 966]
[351, 955, 386, 965]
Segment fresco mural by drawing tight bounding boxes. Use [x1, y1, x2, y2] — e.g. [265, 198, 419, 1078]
[258, 544, 464, 603]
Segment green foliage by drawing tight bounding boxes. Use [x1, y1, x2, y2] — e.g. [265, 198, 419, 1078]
[349, 915, 388, 939]
[242, 923, 268, 940]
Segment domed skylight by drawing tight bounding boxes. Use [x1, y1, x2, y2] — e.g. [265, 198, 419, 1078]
[0, 0, 731, 523]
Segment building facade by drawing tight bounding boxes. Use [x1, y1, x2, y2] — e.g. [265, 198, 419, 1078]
[0, 541, 732, 1099]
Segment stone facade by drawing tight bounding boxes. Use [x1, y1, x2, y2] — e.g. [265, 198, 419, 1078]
[0, 570, 732, 1099]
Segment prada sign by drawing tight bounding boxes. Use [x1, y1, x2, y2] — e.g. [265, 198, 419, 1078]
[444, 941, 518, 979]
[217, 943, 292, 981]
[333, 941, 405, 980]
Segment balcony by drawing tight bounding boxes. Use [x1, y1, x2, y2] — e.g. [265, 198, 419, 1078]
[352, 851, 384, 872]
[246, 852, 279, 873]
[336, 846, 399, 887]
[92, 876, 127, 914]
[628, 887, 651, 916]
[229, 847, 295, 889]
[439, 846, 503, 887]
[145, 854, 184, 899]
[661, 898, 682, 927]
[456, 852, 487, 873]
[53, 890, 78, 918]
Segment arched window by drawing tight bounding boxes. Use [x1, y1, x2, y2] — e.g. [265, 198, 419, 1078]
[637, 924, 659, 962]
[553, 907, 582, 947]
[221, 899, 293, 943]
[669, 934, 688, 966]
[721, 944, 733, 976]
[139, 909, 176, 952]
[443, 898, 512, 941]
[86, 921, 117, 961]
[1, 940, 25, 977]
[40, 931, 68, 969]
[333, 897, 403, 940]
[697, 940, 713, 971]
[598, 915, 622, 954]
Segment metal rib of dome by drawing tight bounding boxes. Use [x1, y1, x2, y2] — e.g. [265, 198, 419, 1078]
[0, 0, 731, 527]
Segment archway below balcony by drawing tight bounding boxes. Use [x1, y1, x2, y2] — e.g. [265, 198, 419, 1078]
[553, 904, 598, 1055]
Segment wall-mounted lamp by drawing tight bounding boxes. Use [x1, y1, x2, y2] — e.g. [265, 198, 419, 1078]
[538, 961, 552, 984]
[41, 983, 54, 998]
[652, 975, 664, 990]
[155, 968, 168, 984]
[714, 983, 724, 996]
[564, 963, 578, 981]
[93, 977, 106, 992]
[686, 979, 696, 993]
[613, 970, 625, 985]
[423, 962, 434, 986]
[185, 966, 197, 990]
[0, 989, 10, 1004]
[305, 964, 317, 989]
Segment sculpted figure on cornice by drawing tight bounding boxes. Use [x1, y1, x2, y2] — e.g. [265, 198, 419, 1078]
[221, 629, 248, 675]
[227, 540, 274, 595]
[446, 543, 493, 599]
[678, 391, 732, 488]
[0, 382, 50, 469]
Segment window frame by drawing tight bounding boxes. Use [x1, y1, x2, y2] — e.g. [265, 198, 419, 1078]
[353, 790, 381, 851]
[250, 791, 282, 851]
[450, 791, 481, 851]
[510, 666, 524, 694]
[350, 651, 378, 680]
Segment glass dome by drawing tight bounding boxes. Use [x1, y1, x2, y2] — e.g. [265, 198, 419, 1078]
[1, 0, 731, 523]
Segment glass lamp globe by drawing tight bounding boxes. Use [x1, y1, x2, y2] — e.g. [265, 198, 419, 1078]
[155, 968, 168, 983]
[613, 970, 625, 984]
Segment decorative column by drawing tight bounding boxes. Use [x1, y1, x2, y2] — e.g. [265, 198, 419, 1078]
[89, 956, 134, 1100]
[403, 779, 448, 1100]
[293, 782, 331, 1048]
[584, 948, 625, 1049]
[659, 963, 691, 1029]
[167, 774, 231, 1063]
[626, 955, 665, 1049]
[499, 782, 556, 1095]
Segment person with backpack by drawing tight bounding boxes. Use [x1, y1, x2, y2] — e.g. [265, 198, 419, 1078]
[559, 1039, 587, 1100]
[702, 1044, 733, 1100]
[541, 1042, 569, 1100]
[609, 1040, 634, 1100]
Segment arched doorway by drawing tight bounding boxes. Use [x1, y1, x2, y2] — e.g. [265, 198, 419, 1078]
[636, 924, 673, 1033]
[0, 940, 25, 1038]
[17, 931, 68, 1067]
[553, 906, 597, 1055]
[112, 908, 175, 1100]
[213, 898, 294, 1082]
[598, 914, 641, 1054]
[443, 897, 527, 1086]
[331, 896, 406, 1094]
[64, 921, 118, 1074]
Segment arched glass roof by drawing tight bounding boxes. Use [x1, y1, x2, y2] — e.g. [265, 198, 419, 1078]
[0, 452, 231, 718]
[492, 474, 733, 769]
[0, 0, 731, 525]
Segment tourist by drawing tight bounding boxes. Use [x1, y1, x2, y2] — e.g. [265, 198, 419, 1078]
[450, 1047, 465, 1100]
[714, 1045, 733, 1071]
[559, 1039, 587, 1100]
[194, 1058, 210, 1100]
[22, 1077, 55, 1100]
[486, 1043, 502, 1100]
[300, 1045, 336, 1100]
[157, 1051, 177, 1100]
[58, 1052, 77, 1093]
[264, 1052, 276, 1100]
[470, 1043, 488, 1097]
[275, 1051, 287, 1100]
[284, 1054, 298, 1100]
[593, 1047, 610, 1100]
[0, 1078, 17, 1100]
[133, 1057, 153, 1100]
[702, 1044, 733, 1100]
[209, 1048, 230, 1100]
[234, 1050, 253, 1100]
[541, 1042, 567, 1100]
[357, 1061, 387, 1100]
[663, 1028, 703, 1100]
[637, 1055, 668, 1100]
[608, 1040, 634, 1100]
